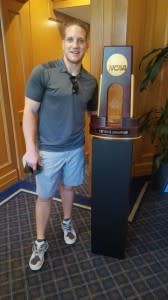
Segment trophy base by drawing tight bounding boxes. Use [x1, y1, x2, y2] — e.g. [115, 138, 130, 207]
[90, 115, 139, 138]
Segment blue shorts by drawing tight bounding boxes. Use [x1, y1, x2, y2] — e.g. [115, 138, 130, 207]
[36, 147, 84, 198]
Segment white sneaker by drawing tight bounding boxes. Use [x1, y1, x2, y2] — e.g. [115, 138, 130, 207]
[29, 240, 48, 271]
[62, 219, 77, 245]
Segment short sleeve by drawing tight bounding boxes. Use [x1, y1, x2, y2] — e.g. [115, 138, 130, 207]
[25, 65, 46, 102]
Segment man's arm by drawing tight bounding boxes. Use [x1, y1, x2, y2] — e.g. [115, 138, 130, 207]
[22, 97, 41, 170]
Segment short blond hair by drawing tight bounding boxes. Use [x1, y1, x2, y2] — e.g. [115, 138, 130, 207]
[62, 20, 89, 40]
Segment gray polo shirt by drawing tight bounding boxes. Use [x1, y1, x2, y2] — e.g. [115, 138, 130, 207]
[25, 58, 98, 151]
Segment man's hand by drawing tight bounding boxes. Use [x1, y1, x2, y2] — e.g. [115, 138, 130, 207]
[22, 150, 42, 172]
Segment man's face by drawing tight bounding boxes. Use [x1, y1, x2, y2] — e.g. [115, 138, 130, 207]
[62, 25, 88, 65]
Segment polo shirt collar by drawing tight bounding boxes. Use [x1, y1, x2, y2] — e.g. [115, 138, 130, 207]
[59, 57, 85, 77]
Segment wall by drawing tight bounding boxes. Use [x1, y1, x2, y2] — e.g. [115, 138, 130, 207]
[90, 0, 168, 176]
[29, 0, 63, 66]
[127, 0, 168, 176]
[0, 0, 32, 189]
[0, 21, 18, 189]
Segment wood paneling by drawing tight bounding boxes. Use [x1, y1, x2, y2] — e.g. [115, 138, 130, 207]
[90, 0, 103, 82]
[127, 0, 168, 176]
[90, 0, 168, 177]
[0, 0, 32, 182]
[52, 0, 90, 9]
[29, 0, 63, 66]
[104, 0, 128, 45]
[0, 22, 18, 190]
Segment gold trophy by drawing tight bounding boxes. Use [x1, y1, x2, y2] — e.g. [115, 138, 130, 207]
[90, 46, 139, 137]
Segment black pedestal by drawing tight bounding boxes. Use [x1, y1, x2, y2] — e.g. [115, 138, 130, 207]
[91, 137, 133, 259]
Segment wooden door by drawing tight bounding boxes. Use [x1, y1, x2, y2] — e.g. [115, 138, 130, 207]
[0, 22, 18, 190]
[1, 0, 33, 180]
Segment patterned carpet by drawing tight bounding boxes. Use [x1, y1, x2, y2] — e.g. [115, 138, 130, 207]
[1, 183, 168, 299]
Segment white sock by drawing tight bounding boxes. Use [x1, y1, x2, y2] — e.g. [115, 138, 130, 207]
[36, 239, 45, 244]
[63, 218, 71, 224]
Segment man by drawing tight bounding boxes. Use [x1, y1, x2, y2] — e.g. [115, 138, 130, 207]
[22, 20, 98, 271]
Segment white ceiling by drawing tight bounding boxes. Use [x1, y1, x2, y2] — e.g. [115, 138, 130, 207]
[56, 5, 90, 24]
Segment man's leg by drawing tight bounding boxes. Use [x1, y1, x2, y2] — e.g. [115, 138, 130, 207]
[35, 197, 52, 239]
[29, 197, 51, 271]
[60, 184, 77, 245]
[29, 150, 63, 271]
[60, 184, 74, 219]
[60, 147, 84, 245]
